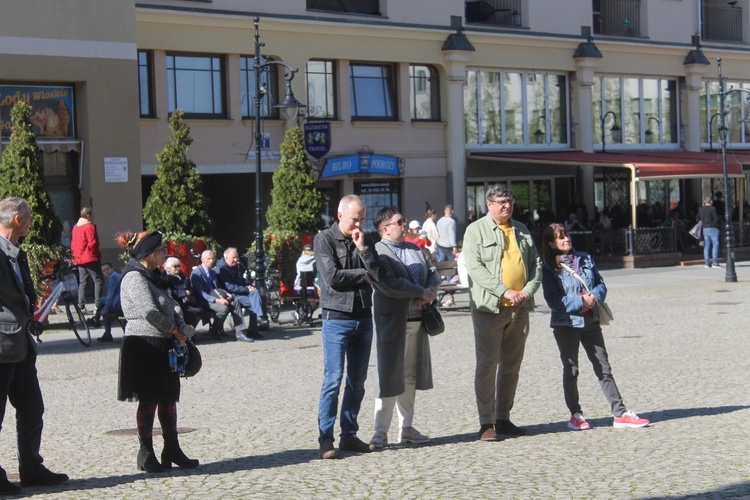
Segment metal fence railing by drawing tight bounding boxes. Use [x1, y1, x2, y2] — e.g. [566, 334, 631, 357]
[593, 0, 641, 37]
[702, 4, 743, 42]
[465, 0, 523, 26]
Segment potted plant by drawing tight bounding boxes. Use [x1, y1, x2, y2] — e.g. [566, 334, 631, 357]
[263, 126, 324, 294]
[0, 101, 65, 299]
[142, 110, 216, 274]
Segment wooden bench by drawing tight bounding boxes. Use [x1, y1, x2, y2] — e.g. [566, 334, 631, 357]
[436, 260, 469, 306]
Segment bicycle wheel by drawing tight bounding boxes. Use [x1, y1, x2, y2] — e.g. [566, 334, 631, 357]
[65, 302, 92, 347]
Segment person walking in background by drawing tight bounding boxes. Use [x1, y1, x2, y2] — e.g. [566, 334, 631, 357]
[463, 184, 542, 441]
[117, 230, 199, 473]
[422, 208, 439, 258]
[70, 207, 103, 314]
[541, 223, 649, 430]
[698, 196, 721, 269]
[435, 204, 457, 262]
[86, 262, 122, 343]
[314, 194, 381, 459]
[369, 207, 440, 450]
[0, 197, 68, 495]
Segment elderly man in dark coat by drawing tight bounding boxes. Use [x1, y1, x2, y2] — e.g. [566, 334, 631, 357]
[369, 207, 440, 450]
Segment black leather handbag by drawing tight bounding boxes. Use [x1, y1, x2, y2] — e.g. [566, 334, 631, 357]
[421, 301, 445, 336]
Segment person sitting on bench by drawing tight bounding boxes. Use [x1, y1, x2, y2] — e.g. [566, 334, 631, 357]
[163, 256, 204, 329]
[216, 247, 267, 334]
[190, 250, 256, 342]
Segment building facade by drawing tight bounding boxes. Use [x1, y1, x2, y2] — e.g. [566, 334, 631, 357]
[3, 0, 750, 257]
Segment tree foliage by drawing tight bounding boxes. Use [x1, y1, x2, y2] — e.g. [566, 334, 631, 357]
[143, 110, 213, 241]
[263, 126, 323, 289]
[0, 101, 65, 297]
[266, 126, 324, 233]
[0, 101, 62, 247]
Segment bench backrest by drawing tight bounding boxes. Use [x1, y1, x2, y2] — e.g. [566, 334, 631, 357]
[435, 260, 457, 280]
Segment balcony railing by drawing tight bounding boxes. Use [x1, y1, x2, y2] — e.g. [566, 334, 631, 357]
[306, 0, 380, 15]
[465, 0, 523, 27]
[593, 0, 641, 37]
[702, 3, 743, 42]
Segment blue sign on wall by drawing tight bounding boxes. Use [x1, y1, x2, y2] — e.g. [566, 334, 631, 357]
[320, 152, 401, 178]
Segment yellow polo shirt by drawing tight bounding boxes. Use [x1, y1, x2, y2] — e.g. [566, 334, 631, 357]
[499, 223, 526, 307]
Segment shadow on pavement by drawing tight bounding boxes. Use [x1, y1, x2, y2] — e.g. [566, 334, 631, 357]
[523, 404, 750, 435]
[17, 449, 319, 494]
[643, 480, 750, 499]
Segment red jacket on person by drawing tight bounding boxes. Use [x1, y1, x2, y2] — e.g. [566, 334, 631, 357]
[70, 218, 101, 264]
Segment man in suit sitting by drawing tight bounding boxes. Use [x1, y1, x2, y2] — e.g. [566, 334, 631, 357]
[190, 250, 256, 342]
[216, 247, 265, 337]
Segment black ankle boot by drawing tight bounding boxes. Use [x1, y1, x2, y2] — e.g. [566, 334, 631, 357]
[161, 432, 199, 469]
[137, 437, 164, 472]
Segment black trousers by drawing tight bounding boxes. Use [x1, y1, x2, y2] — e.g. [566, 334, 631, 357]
[0, 353, 45, 481]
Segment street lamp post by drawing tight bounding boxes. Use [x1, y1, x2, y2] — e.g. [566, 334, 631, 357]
[600, 111, 622, 153]
[252, 17, 305, 307]
[716, 57, 741, 283]
[708, 112, 722, 152]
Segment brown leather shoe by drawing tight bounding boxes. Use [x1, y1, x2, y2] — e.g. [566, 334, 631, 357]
[319, 439, 340, 459]
[495, 419, 527, 436]
[478, 424, 498, 441]
[339, 435, 374, 453]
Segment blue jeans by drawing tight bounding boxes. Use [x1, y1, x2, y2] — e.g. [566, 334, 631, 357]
[318, 315, 373, 443]
[435, 245, 455, 262]
[703, 227, 720, 266]
[234, 290, 264, 319]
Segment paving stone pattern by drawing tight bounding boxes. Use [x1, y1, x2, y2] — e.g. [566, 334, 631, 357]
[1, 264, 749, 498]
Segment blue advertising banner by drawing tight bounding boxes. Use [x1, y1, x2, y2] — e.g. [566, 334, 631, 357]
[320, 155, 360, 178]
[0, 85, 75, 138]
[320, 152, 401, 178]
[304, 122, 331, 159]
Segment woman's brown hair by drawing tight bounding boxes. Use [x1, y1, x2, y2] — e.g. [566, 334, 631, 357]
[541, 223, 569, 271]
[115, 231, 149, 249]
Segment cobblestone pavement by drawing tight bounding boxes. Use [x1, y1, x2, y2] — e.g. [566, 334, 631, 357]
[1, 263, 749, 499]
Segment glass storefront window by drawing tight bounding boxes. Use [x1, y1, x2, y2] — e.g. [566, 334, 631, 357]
[355, 180, 400, 234]
[593, 75, 678, 148]
[464, 69, 568, 147]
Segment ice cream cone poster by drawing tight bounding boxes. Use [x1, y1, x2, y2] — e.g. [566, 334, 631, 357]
[0, 85, 75, 138]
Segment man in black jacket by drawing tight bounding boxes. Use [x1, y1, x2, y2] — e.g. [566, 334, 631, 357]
[0, 197, 68, 494]
[216, 247, 266, 336]
[314, 194, 380, 459]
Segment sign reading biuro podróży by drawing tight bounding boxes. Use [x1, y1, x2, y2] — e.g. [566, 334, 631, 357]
[320, 152, 401, 178]
[0, 85, 75, 138]
[304, 122, 331, 159]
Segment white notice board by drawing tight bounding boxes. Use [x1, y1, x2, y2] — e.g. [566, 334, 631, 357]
[104, 157, 128, 183]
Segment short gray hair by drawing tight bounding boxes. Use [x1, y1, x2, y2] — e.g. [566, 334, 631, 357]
[0, 197, 28, 227]
[164, 256, 181, 269]
[223, 247, 238, 259]
[486, 183, 514, 202]
[338, 194, 364, 214]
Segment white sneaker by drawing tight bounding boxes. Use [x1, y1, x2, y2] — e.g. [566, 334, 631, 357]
[713, 264, 722, 269]
[441, 298, 455, 308]
[399, 427, 429, 444]
[369, 433, 387, 449]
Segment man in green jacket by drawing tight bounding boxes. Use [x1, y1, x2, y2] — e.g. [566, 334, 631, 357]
[463, 184, 542, 442]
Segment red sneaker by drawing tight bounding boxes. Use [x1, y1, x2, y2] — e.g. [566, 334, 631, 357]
[567, 412, 591, 431]
[613, 410, 649, 428]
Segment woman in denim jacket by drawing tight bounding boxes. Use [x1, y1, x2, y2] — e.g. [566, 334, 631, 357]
[541, 223, 649, 431]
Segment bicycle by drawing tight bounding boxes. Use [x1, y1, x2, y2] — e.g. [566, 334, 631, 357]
[33, 263, 92, 347]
